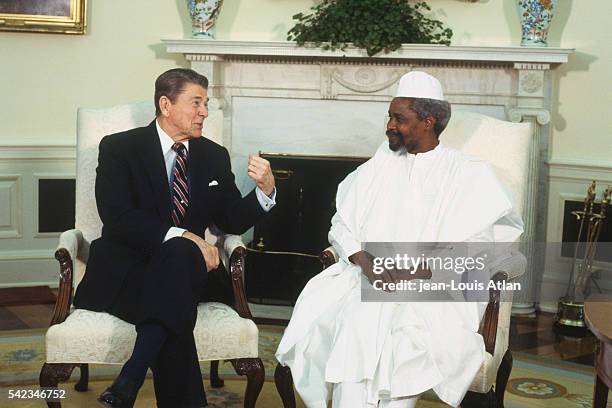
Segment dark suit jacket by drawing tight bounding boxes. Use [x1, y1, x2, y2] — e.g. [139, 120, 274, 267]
[74, 120, 265, 313]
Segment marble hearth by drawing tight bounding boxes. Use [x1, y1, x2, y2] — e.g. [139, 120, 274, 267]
[163, 40, 573, 315]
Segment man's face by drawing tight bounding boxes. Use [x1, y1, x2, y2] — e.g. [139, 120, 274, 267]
[162, 83, 208, 141]
[386, 98, 424, 153]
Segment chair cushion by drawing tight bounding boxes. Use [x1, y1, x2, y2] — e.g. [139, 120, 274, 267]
[45, 302, 258, 364]
[443, 111, 531, 216]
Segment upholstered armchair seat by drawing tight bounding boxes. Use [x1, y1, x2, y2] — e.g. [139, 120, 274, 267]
[46, 303, 258, 364]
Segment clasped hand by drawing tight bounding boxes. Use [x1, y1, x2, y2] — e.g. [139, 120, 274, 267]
[181, 231, 219, 272]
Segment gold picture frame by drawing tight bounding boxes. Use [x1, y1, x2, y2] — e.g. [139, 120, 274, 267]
[0, 0, 87, 34]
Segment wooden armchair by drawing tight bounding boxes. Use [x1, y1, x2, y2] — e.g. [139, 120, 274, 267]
[274, 111, 532, 408]
[38, 102, 264, 408]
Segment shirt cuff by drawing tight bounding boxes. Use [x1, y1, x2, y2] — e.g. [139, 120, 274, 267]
[255, 186, 276, 212]
[164, 226, 187, 242]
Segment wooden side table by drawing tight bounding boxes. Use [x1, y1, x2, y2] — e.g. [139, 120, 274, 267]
[584, 295, 612, 408]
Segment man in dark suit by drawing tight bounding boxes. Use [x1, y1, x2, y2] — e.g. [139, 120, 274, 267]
[74, 68, 276, 408]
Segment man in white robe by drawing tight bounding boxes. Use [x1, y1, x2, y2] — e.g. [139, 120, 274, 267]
[276, 71, 524, 408]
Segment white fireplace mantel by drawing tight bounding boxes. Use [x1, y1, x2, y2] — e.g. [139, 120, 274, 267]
[163, 39, 572, 65]
[164, 39, 573, 316]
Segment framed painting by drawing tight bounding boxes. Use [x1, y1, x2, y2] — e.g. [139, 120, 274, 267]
[0, 0, 87, 34]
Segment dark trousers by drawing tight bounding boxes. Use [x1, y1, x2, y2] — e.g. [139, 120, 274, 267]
[107, 237, 234, 407]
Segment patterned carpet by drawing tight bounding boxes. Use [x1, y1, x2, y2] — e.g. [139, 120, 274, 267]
[0, 325, 608, 407]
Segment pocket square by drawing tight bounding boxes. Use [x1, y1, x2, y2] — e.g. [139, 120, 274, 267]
[208, 180, 219, 187]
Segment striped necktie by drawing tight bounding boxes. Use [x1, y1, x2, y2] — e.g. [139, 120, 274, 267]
[171, 142, 189, 227]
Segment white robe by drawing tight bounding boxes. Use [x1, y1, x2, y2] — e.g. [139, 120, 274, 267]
[276, 142, 524, 407]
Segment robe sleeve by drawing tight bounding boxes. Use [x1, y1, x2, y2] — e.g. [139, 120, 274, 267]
[329, 212, 362, 263]
[328, 142, 395, 263]
[328, 163, 367, 264]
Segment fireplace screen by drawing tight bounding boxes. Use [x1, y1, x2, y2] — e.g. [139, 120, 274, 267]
[245, 153, 367, 305]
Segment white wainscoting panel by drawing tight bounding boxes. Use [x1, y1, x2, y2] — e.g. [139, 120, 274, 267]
[0, 145, 75, 288]
[0, 176, 21, 238]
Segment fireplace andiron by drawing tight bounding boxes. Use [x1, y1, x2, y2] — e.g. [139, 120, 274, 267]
[555, 181, 611, 331]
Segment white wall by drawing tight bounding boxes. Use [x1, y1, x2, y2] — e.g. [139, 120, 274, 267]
[0, 0, 191, 145]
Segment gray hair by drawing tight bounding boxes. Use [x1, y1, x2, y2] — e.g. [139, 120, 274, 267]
[405, 97, 451, 137]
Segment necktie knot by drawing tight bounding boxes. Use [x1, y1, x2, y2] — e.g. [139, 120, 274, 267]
[172, 142, 186, 156]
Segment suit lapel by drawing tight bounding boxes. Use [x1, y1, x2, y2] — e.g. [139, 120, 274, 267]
[139, 121, 172, 220]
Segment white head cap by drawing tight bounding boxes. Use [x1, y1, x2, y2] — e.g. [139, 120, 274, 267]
[395, 71, 445, 101]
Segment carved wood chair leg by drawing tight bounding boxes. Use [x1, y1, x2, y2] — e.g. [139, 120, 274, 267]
[39, 363, 76, 408]
[495, 350, 513, 408]
[74, 363, 89, 391]
[274, 363, 296, 408]
[230, 358, 265, 408]
[210, 359, 225, 388]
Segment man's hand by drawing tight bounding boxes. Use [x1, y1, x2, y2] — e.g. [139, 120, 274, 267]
[247, 154, 275, 197]
[182, 231, 220, 272]
[349, 250, 396, 292]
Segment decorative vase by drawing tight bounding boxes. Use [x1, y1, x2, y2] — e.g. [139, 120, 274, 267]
[516, 0, 557, 47]
[187, 0, 224, 39]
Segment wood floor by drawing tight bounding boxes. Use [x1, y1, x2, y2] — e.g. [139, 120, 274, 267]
[509, 312, 596, 366]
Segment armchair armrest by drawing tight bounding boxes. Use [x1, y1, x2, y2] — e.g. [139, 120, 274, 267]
[217, 234, 252, 320]
[223, 234, 246, 258]
[51, 229, 89, 326]
[479, 251, 526, 354]
[57, 229, 90, 263]
[481, 271, 508, 354]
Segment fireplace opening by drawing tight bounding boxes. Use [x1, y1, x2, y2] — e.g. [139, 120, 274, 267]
[245, 153, 368, 305]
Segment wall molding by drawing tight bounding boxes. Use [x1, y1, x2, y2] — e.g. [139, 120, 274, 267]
[163, 39, 573, 65]
[548, 158, 612, 182]
[0, 145, 76, 161]
[0, 249, 55, 261]
[0, 281, 59, 289]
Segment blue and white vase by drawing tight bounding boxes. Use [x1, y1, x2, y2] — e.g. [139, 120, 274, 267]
[188, 0, 224, 38]
[517, 0, 557, 47]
